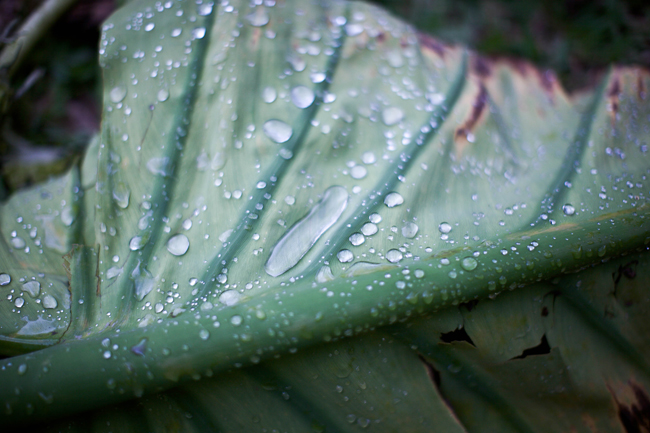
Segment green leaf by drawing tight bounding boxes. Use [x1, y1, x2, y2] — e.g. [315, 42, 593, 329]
[1, 0, 650, 429]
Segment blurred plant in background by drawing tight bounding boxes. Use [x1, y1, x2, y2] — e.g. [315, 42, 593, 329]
[0, 0, 648, 195]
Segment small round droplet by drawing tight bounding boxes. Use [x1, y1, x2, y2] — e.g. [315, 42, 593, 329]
[291, 86, 315, 109]
[199, 329, 210, 340]
[109, 86, 127, 103]
[361, 151, 376, 164]
[361, 223, 377, 236]
[401, 222, 419, 239]
[22, 281, 40, 297]
[182, 219, 192, 230]
[17, 364, 27, 375]
[438, 222, 452, 234]
[261, 86, 277, 103]
[350, 166, 367, 180]
[337, 249, 354, 263]
[382, 107, 404, 126]
[384, 192, 404, 208]
[0, 273, 11, 286]
[166, 234, 189, 256]
[14, 297, 24, 308]
[461, 257, 478, 271]
[42, 295, 57, 309]
[562, 204, 575, 216]
[230, 315, 243, 326]
[386, 249, 403, 263]
[349, 233, 365, 246]
[263, 120, 293, 143]
[157, 89, 169, 102]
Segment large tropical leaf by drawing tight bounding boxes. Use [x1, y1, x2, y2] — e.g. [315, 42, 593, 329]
[1, 0, 649, 429]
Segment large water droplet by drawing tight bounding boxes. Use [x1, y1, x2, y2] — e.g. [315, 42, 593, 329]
[157, 89, 169, 102]
[15, 297, 24, 308]
[369, 213, 382, 224]
[133, 263, 155, 301]
[0, 273, 10, 286]
[144, 23, 155, 32]
[23, 281, 40, 297]
[192, 27, 206, 39]
[246, 9, 269, 27]
[382, 107, 403, 126]
[42, 295, 57, 309]
[438, 222, 452, 234]
[263, 120, 293, 144]
[386, 249, 403, 263]
[361, 223, 377, 236]
[230, 315, 243, 326]
[384, 192, 404, 208]
[146, 157, 170, 176]
[310, 71, 326, 83]
[461, 257, 478, 271]
[219, 290, 241, 306]
[11, 237, 26, 249]
[401, 222, 419, 239]
[349, 233, 365, 246]
[291, 86, 315, 109]
[166, 234, 189, 256]
[109, 86, 127, 103]
[562, 204, 575, 216]
[199, 329, 210, 340]
[350, 165, 367, 179]
[262, 86, 277, 103]
[337, 249, 354, 263]
[265, 186, 348, 277]
[361, 151, 376, 164]
[112, 183, 130, 209]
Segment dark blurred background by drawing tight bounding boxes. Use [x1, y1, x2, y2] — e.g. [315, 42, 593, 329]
[0, 0, 648, 194]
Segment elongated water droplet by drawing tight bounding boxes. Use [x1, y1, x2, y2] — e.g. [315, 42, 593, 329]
[266, 186, 348, 277]
[316, 265, 334, 283]
[262, 86, 277, 103]
[166, 234, 189, 256]
[42, 295, 57, 309]
[291, 86, 315, 109]
[0, 273, 11, 286]
[112, 183, 130, 209]
[382, 107, 403, 126]
[129, 236, 145, 251]
[461, 257, 478, 271]
[109, 86, 127, 103]
[344, 261, 380, 277]
[384, 192, 404, 208]
[401, 222, 418, 239]
[263, 120, 293, 144]
[23, 281, 40, 297]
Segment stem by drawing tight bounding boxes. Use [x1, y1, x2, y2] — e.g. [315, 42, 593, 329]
[2, 204, 649, 425]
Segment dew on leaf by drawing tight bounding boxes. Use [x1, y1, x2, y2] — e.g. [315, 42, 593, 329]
[144, 23, 155, 32]
[563, 204, 575, 216]
[350, 165, 367, 179]
[0, 273, 10, 286]
[23, 281, 40, 297]
[438, 222, 452, 234]
[246, 9, 270, 27]
[361, 223, 377, 236]
[401, 222, 418, 239]
[337, 249, 354, 263]
[192, 27, 206, 39]
[199, 329, 210, 340]
[382, 107, 404, 126]
[361, 151, 376, 164]
[386, 249, 403, 263]
[129, 236, 145, 251]
[265, 186, 348, 277]
[109, 86, 127, 103]
[461, 257, 478, 271]
[112, 183, 130, 209]
[14, 297, 24, 308]
[291, 86, 315, 109]
[42, 295, 57, 309]
[219, 290, 240, 306]
[263, 120, 293, 144]
[349, 233, 365, 246]
[146, 157, 170, 176]
[369, 213, 382, 224]
[166, 234, 190, 256]
[230, 315, 243, 326]
[310, 71, 326, 83]
[384, 192, 404, 208]
[11, 237, 26, 249]
[261, 86, 277, 103]
[157, 89, 170, 102]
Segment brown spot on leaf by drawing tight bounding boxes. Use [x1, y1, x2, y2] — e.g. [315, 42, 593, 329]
[608, 381, 650, 433]
[417, 33, 445, 57]
[455, 84, 488, 149]
[607, 75, 621, 126]
[472, 55, 491, 78]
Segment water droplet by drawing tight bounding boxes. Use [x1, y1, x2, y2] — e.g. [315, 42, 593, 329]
[130, 338, 148, 356]
[369, 213, 382, 224]
[386, 249, 403, 263]
[106, 266, 122, 279]
[144, 23, 155, 32]
[14, 297, 24, 308]
[42, 295, 57, 309]
[414, 269, 425, 278]
[261, 86, 277, 103]
[263, 119, 293, 144]
[350, 165, 367, 179]
[109, 86, 127, 103]
[361, 151, 376, 164]
[246, 9, 269, 27]
[382, 107, 403, 126]
[0, 273, 11, 286]
[310, 71, 326, 83]
[345, 23, 363, 36]
[157, 89, 169, 102]
[384, 192, 404, 208]
[199, 329, 210, 340]
[337, 249, 354, 263]
[316, 265, 334, 283]
[361, 223, 377, 236]
[198, 3, 213, 15]
[265, 186, 348, 277]
[349, 233, 365, 246]
[11, 237, 26, 249]
[291, 86, 315, 109]
[166, 234, 189, 256]
[182, 219, 192, 230]
[129, 236, 145, 251]
[562, 204, 575, 216]
[218, 290, 240, 306]
[23, 281, 40, 297]
[61, 207, 75, 226]
[461, 257, 478, 271]
[230, 315, 243, 326]
[255, 309, 266, 320]
[112, 183, 130, 208]
[401, 222, 418, 239]
[438, 222, 452, 234]
[17, 364, 27, 375]
[192, 27, 206, 39]
[103, 350, 112, 359]
[146, 156, 170, 176]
